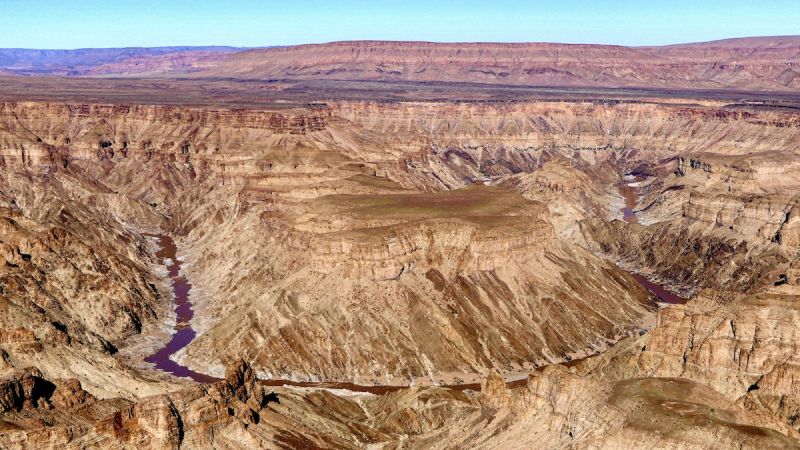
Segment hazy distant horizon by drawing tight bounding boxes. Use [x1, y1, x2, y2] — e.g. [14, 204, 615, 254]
[1, 34, 799, 52]
[2, 0, 799, 49]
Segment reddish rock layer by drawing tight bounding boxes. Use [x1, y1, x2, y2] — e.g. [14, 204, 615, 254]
[79, 37, 800, 92]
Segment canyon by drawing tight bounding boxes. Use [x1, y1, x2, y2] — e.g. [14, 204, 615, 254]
[0, 38, 800, 449]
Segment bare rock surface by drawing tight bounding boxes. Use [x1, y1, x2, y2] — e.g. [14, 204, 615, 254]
[1, 85, 800, 449]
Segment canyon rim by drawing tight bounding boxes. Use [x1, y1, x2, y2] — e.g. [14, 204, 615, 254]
[2, 2, 800, 449]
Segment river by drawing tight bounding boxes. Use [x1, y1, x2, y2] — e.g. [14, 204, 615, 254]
[617, 177, 686, 304]
[143, 234, 218, 383]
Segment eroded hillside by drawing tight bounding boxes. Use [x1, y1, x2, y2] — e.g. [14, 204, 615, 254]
[1, 95, 799, 448]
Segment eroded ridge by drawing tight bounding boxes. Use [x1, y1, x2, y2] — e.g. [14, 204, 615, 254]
[0, 90, 799, 448]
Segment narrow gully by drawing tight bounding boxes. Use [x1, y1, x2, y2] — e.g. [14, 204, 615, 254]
[617, 176, 687, 305]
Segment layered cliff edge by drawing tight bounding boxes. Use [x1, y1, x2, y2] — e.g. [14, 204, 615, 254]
[188, 38, 800, 91]
[3, 37, 800, 92]
[1, 96, 800, 448]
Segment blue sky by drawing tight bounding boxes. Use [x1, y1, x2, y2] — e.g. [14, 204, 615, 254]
[1, 0, 798, 49]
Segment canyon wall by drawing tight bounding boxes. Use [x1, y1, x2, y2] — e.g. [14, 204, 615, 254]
[0, 99, 664, 385]
[0, 91, 799, 447]
[2, 99, 799, 384]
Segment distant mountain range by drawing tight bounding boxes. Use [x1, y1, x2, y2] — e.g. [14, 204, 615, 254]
[2, 36, 800, 91]
[0, 46, 241, 75]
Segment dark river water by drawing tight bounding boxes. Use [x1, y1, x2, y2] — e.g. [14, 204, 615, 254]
[143, 234, 218, 383]
[617, 179, 688, 305]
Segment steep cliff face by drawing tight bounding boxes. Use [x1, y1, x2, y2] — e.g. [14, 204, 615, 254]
[327, 101, 800, 189]
[0, 157, 187, 398]
[583, 144, 800, 298]
[0, 361, 281, 449]
[5, 100, 800, 191]
[574, 290, 800, 437]
[1, 93, 800, 448]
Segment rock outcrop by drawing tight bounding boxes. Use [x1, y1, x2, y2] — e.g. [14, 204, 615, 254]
[0, 361, 279, 449]
[3, 362, 797, 449]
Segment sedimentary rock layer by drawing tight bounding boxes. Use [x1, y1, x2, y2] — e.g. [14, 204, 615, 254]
[51, 37, 800, 92]
[1, 92, 800, 448]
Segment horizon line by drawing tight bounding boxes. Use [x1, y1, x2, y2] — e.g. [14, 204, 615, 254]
[2, 34, 799, 52]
